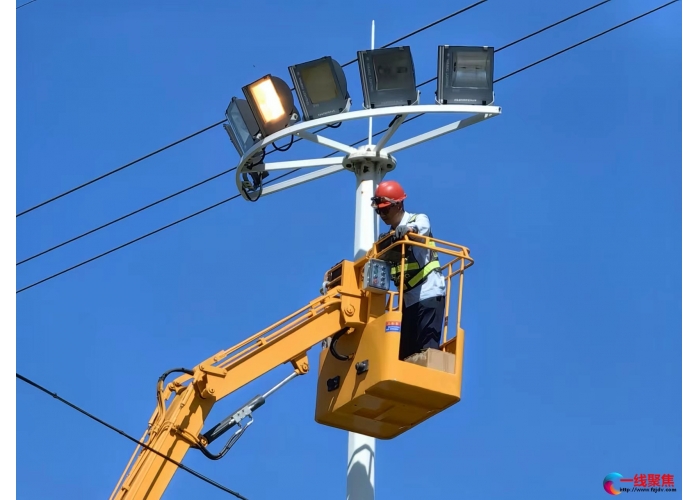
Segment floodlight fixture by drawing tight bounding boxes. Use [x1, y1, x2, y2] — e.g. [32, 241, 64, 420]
[357, 46, 418, 109]
[242, 74, 299, 138]
[288, 56, 351, 121]
[437, 45, 494, 105]
[224, 97, 261, 157]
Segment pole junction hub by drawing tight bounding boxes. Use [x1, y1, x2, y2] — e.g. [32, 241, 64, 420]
[342, 145, 397, 177]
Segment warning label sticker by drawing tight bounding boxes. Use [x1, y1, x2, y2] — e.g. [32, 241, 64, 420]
[385, 321, 401, 333]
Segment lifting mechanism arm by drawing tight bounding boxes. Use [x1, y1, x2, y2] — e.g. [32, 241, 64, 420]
[110, 233, 474, 500]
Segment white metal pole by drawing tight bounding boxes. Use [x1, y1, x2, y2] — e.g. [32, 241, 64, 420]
[353, 166, 382, 260]
[347, 161, 382, 500]
[349, 17, 381, 492]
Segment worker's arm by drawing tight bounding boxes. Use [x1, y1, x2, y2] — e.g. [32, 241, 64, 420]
[396, 213, 431, 238]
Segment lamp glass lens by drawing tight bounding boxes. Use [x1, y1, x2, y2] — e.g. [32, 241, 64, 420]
[250, 78, 285, 123]
[228, 103, 252, 148]
[373, 51, 413, 91]
[452, 52, 489, 89]
[300, 62, 338, 104]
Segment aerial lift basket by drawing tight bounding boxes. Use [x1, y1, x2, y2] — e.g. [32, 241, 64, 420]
[315, 232, 473, 439]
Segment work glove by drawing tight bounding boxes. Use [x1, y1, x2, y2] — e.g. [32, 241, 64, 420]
[395, 225, 411, 239]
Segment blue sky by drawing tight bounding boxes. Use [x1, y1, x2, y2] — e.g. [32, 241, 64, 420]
[15, 0, 683, 499]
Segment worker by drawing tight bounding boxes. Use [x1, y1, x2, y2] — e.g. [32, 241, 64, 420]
[371, 180, 446, 360]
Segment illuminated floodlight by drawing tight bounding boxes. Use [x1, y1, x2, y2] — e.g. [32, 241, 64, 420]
[437, 45, 494, 105]
[242, 74, 299, 138]
[224, 97, 260, 156]
[357, 46, 418, 109]
[288, 56, 351, 121]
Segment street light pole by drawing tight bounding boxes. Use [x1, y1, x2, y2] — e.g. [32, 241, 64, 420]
[347, 160, 382, 500]
[347, 20, 379, 500]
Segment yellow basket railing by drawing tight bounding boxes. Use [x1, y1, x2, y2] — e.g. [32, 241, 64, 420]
[364, 233, 474, 348]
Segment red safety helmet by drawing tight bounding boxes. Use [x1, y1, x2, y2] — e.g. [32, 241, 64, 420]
[371, 180, 407, 208]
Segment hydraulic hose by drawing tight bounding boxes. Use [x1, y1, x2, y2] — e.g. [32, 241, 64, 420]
[329, 328, 352, 361]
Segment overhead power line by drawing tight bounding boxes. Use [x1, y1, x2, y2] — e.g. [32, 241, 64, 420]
[15, 0, 609, 268]
[16, 156, 341, 294]
[496, 0, 610, 52]
[494, 0, 679, 83]
[15, 0, 488, 219]
[16, 165, 237, 266]
[17, 0, 38, 9]
[368, 0, 488, 52]
[15, 0, 679, 295]
[16, 372, 249, 499]
[15, 120, 226, 218]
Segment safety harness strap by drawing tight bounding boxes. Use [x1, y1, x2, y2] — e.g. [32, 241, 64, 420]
[405, 259, 441, 289]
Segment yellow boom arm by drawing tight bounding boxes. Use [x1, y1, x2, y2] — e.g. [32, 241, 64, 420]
[110, 291, 352, 499]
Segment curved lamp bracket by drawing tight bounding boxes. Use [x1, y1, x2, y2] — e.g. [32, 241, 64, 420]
[234, 104, 502, 201]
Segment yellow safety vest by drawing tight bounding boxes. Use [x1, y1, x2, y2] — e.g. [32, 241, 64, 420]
[390, 214, 441, 291]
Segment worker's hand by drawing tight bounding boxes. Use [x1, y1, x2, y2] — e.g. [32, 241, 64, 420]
[395, 225, 411, 239]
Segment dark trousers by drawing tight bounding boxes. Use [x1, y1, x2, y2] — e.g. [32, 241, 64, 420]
[399, 295, 445, 360]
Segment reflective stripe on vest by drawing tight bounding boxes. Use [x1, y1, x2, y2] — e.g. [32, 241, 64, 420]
[390, 214, 440, 291]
